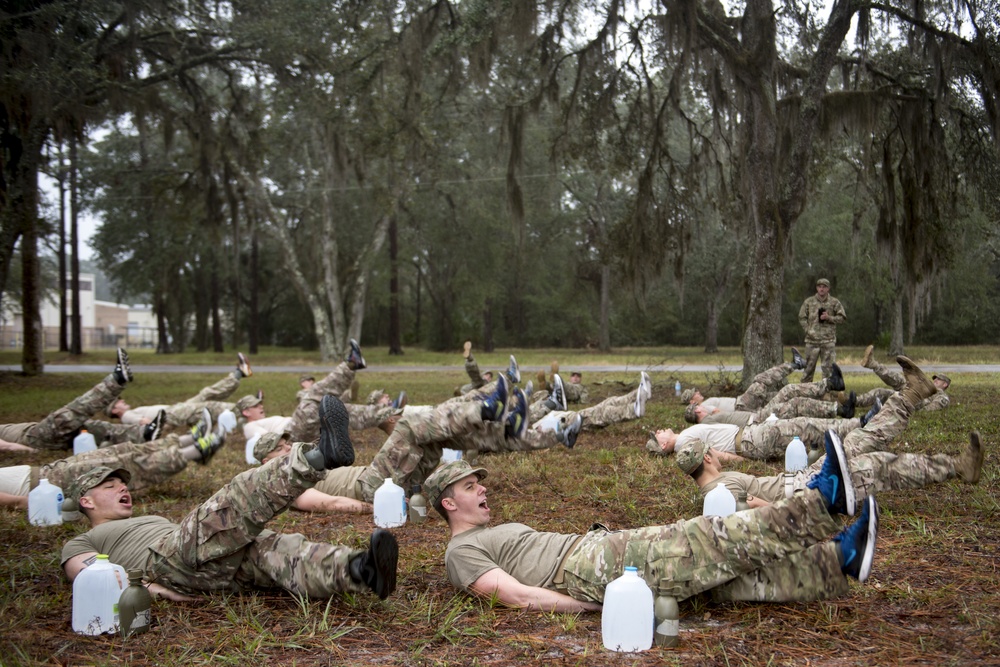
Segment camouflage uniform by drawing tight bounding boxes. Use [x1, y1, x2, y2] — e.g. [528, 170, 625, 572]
[0, 373, 129, 450]
[356, 401, 489, 502]
[451, 352, 489, 396]
[563, 381, 589, 404]
[33, 436, 189, 494]
[287, 363, 393, 442]
[798, 294, 846, 382]
[560, 489, 848, 603]
[740, 417, 859, 461]
[147, 442, 367, 597]
[150, 373, 241, 427]
[862, 358, 950, 411]
[735, 362, 799, 411]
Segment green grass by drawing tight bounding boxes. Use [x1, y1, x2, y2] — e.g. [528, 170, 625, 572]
[0, 355, 997, 665]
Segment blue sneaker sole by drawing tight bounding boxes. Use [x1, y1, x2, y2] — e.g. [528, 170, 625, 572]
[857, 496, 878, 582]
[828, 431, 856, 516]
[319, 395, 355, 468]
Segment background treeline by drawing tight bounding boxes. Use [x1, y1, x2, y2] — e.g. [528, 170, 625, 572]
[3, 0, 999, 378]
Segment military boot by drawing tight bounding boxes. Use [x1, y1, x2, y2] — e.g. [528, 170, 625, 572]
[896, 356, 937, 407]
[861, 345, 874, 369]
[953, 432, 985, 484]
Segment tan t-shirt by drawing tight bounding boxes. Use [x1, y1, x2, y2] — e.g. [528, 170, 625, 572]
[675, 424, 740, 454]
[703, 411, 752, 427]
[61, 516, 175, 571]
[445, 523, 582, 592]
[313, 466, 366, 500]
[243, 416, 293, 440]
[702, 397, 737, 413]
[0, 465, 31, 496]
[121, 406, 167, 425]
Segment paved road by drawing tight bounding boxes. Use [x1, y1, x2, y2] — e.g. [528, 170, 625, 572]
[3, 363, 999, 374]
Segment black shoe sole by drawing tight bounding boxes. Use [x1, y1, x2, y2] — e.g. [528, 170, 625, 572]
[319, 395, 355, 469]
[370, 529, 398, 600]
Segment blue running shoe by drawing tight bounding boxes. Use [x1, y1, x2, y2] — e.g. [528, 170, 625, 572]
[806, 430, 856, 516]
[834, 495, 878, 581]
[481, 374, 509, 423]
[507, 355, 521, 384]
[505, 388, 528, 439]
[860, 397, 882, 427]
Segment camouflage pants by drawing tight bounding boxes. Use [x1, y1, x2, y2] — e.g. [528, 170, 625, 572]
[37, 435, 189, 494]
[801, 341, 837, 383]
[855, 387, 895, 409]
[448, 421, 562, 455]
[530, 390, 639, 432]
[832, 390, 914, 460]
[0, 373, 125, 450]
[862, 362, 950, 411]
[784, 450, 955, 500]
[357, 401, 486, 502]
[735, 363, 796, 411]
[564, 382, 589, 404]
[164, 400, 235, 428]
[561, 489, 847, 603]
[148, 442, 365, 598]
[742, 417, 859, 461]
[287, 362, 357, 442]
[83, 419, 146, 447]
[758, 396, 837, 421]
[456, 354, 487, 396]
[160, 373, 242, 427]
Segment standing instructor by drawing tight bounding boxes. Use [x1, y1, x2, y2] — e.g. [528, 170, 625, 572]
[798, 278, 846, 382]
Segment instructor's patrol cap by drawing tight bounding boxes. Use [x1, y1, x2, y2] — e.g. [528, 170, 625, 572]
[235, 395, 263, 413]
[67, 466, 132, 504]
[424, 460, 488, 508]
[680, 388, 697, 404]
[816, 278, 830, 287]
[675, 440, 709, 474]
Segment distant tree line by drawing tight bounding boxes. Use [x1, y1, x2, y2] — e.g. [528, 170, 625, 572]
[2, 0, 998, 377]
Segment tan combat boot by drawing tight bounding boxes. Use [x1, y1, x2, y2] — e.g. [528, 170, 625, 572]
[535, 369, 547, 391]
[861, 344, 874, 369]
[896, 356, 937, 407]
[463, 341, 473, 359]
[953, 432, 985, 484]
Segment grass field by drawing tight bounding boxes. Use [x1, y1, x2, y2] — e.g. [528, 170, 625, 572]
[0, 347, 997, 665]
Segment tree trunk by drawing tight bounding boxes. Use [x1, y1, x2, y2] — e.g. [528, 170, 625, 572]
[483, 299, 494, 352]
[57, 140, 69, 352]
[388, 213, 403, 355]
[705, 300, 719, 353]
[224, 164, 241, 351]
[70, 134, 82, 355]
[249, 225, 259, 354]
[889, 292, 905, 356]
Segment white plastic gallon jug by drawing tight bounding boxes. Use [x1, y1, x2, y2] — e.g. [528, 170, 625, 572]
[72, 554, 127, 635]
[373, 478, 406, 528]
[28, 478, 64, 526]
[441, 448, 463, 463]
[785, 436, 808, 472]
[602, 566, 653, 652]
[703, 484, 736, 517]
[73, 430, 97, 455]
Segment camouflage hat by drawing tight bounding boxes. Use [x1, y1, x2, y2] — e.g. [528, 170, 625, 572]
[683, 402, 699, 424]
[424, 460, 488, 508]
[235, 395, 262, 413]
[66, 466, 132, 504]
[253, 432, 288, 463]
[816, 278, 830, 287]
[367, 389, 386, 405]
[645, 433, 665, 457]
[932, 373, 952, 387]
[675, 439, 709, 475]
[680, 388, 697, 404]
[299, 374, 315, 384]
